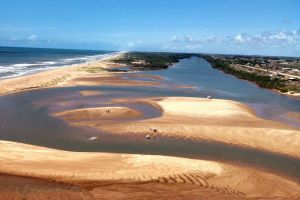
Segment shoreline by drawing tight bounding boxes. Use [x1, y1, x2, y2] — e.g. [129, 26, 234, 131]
[201, 56, 300, 98]
[217, 65, 300, 98]
[0, 52, 123, 96]
[0, 50, 121, 80]
[213, 62, 300, 98]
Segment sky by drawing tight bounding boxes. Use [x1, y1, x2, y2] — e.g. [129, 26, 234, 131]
[0, 0, 299, 56]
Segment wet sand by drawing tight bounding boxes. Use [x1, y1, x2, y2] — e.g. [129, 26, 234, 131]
[0, 55, 300, 199]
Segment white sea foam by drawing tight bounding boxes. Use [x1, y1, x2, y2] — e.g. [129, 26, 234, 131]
[0, 68, 12, 73]
[10, 63, 40, 68]
[61, 58, 78, 62]
[40, 61, 58, 65]
[0, 66, 19, 72]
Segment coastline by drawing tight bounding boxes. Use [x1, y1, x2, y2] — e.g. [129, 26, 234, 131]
[0, 52, 123, 96]
[0, 55, 300, 199]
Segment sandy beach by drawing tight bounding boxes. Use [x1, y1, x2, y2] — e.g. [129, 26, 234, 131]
[0, 54, 124, 96]
[0, 54, 300, 199]
[0, 140, 299, 199]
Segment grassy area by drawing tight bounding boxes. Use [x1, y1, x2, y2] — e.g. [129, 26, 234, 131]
[111, 52, 193, 70]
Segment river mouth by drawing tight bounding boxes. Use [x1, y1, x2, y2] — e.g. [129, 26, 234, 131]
[0, 57, 300, 183]
[0, 85, 300, 183]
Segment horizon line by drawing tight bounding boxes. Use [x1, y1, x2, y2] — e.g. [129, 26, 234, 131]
[1, 45, 299, 59]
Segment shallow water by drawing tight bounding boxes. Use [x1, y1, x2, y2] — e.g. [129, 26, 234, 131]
[0, 57, 300, 181]
[145, 57, 300, 127]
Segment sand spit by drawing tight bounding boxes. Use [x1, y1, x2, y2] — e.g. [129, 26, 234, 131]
[57, 97, 300, 158]
[0, 140, 299, 199]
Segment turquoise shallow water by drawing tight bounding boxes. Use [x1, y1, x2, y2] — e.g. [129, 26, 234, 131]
[0, 57, 299, 181]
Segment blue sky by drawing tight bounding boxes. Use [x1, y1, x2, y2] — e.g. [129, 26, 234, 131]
[0, 0, 299, 56]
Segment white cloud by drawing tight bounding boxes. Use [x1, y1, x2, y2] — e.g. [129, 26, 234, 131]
[168, 35, 202, 49]
[28, 34, 38, 41]
[159, 29, 300, 55]
[233, 30, 300, 48]
[235, 34, 244, 43]
[168, 30, 300, 51]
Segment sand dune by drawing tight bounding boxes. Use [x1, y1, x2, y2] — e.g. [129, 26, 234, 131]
[0, 140, 299, 199]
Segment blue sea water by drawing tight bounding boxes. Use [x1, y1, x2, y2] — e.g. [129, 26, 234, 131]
[0, 46, 117, 79]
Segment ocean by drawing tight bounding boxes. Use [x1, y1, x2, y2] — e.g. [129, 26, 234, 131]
[0, 46, 117, 79]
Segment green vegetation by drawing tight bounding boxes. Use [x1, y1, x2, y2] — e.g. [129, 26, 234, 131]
[111, 52, 193, 70]
[202, 56, 289, 93]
